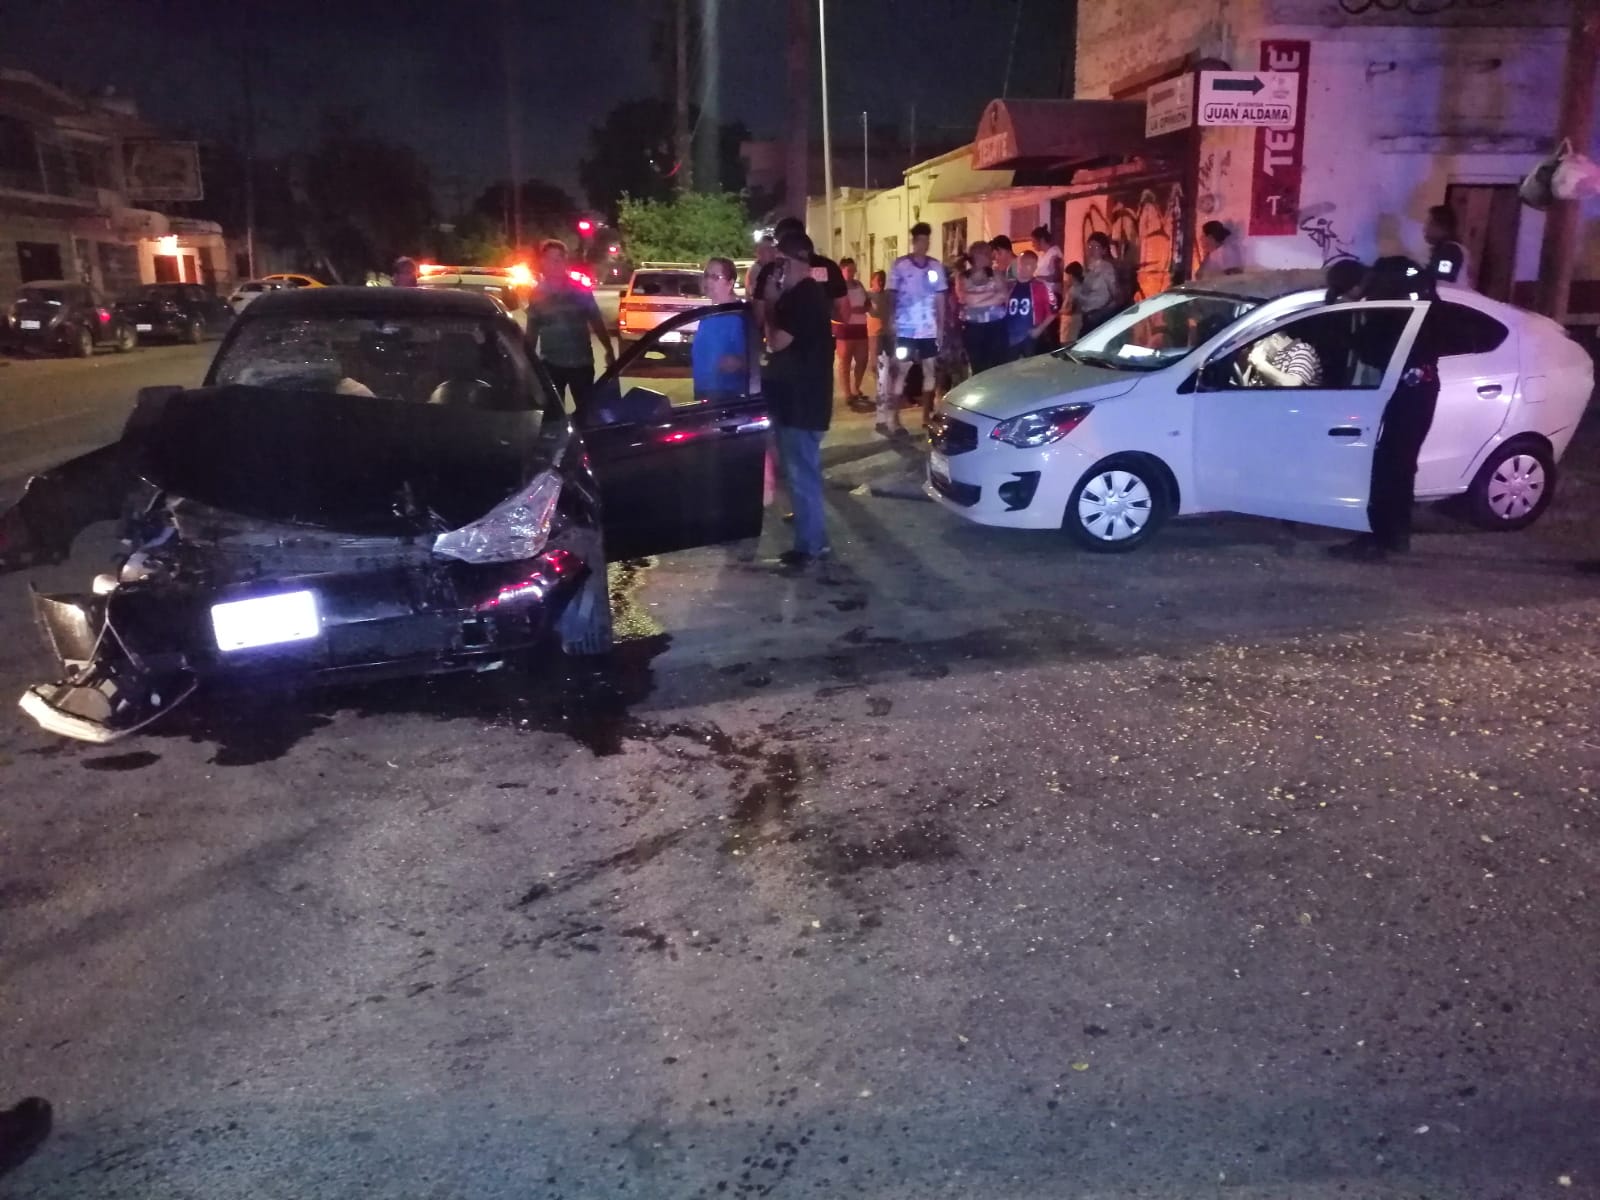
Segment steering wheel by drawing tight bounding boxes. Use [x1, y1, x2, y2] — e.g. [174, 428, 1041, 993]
[1230, 359, 1258, 388]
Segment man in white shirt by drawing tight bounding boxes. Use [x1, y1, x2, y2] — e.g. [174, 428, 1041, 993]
[882, 221, 948, 440]
[1197, 221, 1245, 279]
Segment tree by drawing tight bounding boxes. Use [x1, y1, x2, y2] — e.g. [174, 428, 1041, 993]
[469, 178, 580, 250]
[579, 99, 749, 220]
[299, 112, 437, 282]
[617, 192, 750, 265]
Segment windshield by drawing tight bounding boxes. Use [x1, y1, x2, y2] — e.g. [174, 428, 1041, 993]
[630, 272, 704, 298]
[1066, 290, 1260, 370]
[132, 285, 188, 302]
[210, 314, 540, 410]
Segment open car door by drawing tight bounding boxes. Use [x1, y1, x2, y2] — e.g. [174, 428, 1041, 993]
[582, 302, 769, 561]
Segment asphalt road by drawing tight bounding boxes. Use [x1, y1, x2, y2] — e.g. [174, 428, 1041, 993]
[1, 350, 1598, 1198]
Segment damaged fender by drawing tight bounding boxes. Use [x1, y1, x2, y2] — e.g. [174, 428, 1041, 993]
[0, 442, 135, 573]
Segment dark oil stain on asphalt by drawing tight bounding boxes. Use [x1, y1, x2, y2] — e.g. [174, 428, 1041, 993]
[81, 750, 161, 772]
[723, 749, 804, 852]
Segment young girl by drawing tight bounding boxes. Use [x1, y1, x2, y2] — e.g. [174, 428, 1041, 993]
[1058, 260, 1085, 346]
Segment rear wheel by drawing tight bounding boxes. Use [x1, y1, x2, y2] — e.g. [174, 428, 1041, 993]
[114, 323, 137, 353]
[71, 326, 94, 358]
[1063, 455, 1172, 553]
[184, 317, 204, 344]
[1466, 440, 1556, 531]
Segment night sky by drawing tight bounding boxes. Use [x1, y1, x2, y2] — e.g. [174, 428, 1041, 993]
[4, 0, 1069, 203]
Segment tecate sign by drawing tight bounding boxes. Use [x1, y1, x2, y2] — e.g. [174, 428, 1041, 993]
[1197, 71, 1298, 128]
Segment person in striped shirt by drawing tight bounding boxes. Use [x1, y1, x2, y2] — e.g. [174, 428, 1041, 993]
[1246, 330, 1323, 388]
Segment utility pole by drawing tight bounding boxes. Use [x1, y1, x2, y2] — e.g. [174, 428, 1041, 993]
[696, 0, 721, 190]
[1536, 0, 1600, 322]
[675, 0, 694, 192]
[501, 0, 523, 252]
[785, 0, 811, 217]
[819, 0, 834, 256]
[861, 110, 869, 191]
[239, 36, 257, 279]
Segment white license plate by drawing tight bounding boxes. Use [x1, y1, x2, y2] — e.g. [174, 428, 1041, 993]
[135, 323, 153, 332]
[19, 319, 40, 330]
[659, 331, 684, 344]
[211, 590, 320, 652]
[929, 450, 951, 480]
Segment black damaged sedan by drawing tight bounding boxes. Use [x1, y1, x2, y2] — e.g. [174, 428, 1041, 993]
[0, 286, 767, 743]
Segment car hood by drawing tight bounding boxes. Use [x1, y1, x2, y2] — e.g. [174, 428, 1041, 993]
[121, 385, 549, 534]
[944, 354, 1143, 421]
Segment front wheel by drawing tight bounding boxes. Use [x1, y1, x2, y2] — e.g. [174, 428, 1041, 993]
[183, 317, 203, 344]
[71, 326, 94, 358]
[1063, 456, 1172, 553]
[1466, 440, 1556, 531]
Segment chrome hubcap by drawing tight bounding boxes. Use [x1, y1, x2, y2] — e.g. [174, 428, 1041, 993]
[1487, 454, 1545, 520]
[1079, 470, 1153, 541]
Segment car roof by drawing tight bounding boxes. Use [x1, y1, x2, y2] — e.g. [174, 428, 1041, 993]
[242, 285, 502, 319]
[1175, 269, 1329, 301]
[17, 279, 83, 291]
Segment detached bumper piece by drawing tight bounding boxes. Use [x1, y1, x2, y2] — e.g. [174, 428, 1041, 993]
[20, 674, 198, 745]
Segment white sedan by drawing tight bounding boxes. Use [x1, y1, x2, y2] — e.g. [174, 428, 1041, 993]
[227, 279, 289, 314]
[928, 271, 1593, 551]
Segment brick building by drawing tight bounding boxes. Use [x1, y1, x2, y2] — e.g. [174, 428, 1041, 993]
[0, 69, 229, 302]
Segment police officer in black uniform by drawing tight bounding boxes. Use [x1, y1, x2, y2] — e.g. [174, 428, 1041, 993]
[1424, 205, 1468, 286]
[1330, 257, 1443, 562]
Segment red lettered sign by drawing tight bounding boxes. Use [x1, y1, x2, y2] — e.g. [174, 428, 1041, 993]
[1248, 40, 1310, 236]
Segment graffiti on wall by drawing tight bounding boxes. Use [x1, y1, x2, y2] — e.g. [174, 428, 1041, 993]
[1196, 149, 1232, 218]
[1081, 182, 1183, 304]
[1295, 202, 1357, 265]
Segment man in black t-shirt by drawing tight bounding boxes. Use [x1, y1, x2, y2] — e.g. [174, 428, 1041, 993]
[1331, 260, 1442, 561]
[754, 216, 850, 333]
[765, 230, 835, 569]
[1424, 205, 1469, 286]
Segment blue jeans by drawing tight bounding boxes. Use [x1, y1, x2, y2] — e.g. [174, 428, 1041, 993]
[775, 424, 827, 556]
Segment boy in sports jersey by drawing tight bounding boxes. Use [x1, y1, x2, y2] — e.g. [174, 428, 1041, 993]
[1004, 250, 1057, 361]
[882, 222, 948, 439]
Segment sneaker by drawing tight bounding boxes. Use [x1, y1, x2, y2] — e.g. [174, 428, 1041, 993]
[777, 550, 814, 570]
[874, 422, 903, 440]
[1327, 534, 1387, 562]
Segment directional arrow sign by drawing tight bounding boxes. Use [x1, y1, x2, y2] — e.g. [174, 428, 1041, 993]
[1198, 70, 1298, 127]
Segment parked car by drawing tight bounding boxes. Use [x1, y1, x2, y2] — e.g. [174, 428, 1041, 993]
[227, 279, 290, 314]
[257, 273, 323, 289]
[4, 280, 137, 357]
[419, 265, 530, 332]
[0, 289, 767, 743]
[116, 283, 234, 343]
[927, 272, 1593, 551]
[617, 262, 707, 352]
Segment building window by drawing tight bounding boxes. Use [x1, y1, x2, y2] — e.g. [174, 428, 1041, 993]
[941, 218, 968, 263]
[17, 241, 63, 282]
[0, 116, 41, 191]
[1009, 204, 1037, 242]
[153, 253, 180, 283]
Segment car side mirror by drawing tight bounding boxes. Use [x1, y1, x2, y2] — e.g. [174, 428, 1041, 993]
[1197, 357, 1233, 391]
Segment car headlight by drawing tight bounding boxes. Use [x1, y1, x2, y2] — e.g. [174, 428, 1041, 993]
[432, 470, 563, 564]
[989, 403, 1094, 448]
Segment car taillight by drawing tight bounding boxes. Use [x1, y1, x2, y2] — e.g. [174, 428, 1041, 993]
[432, 470, 563, 564]
[97, 308, 110, 322]
[568, 269, 594, 289]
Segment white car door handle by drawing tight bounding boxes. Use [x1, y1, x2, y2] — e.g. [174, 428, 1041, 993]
[1477, 384, 1503, 399]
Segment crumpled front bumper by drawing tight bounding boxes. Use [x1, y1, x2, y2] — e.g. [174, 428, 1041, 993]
[18, 547, 589, 742]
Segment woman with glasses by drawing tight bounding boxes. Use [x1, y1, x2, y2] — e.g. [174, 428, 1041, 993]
[692, 257, 749, 402]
